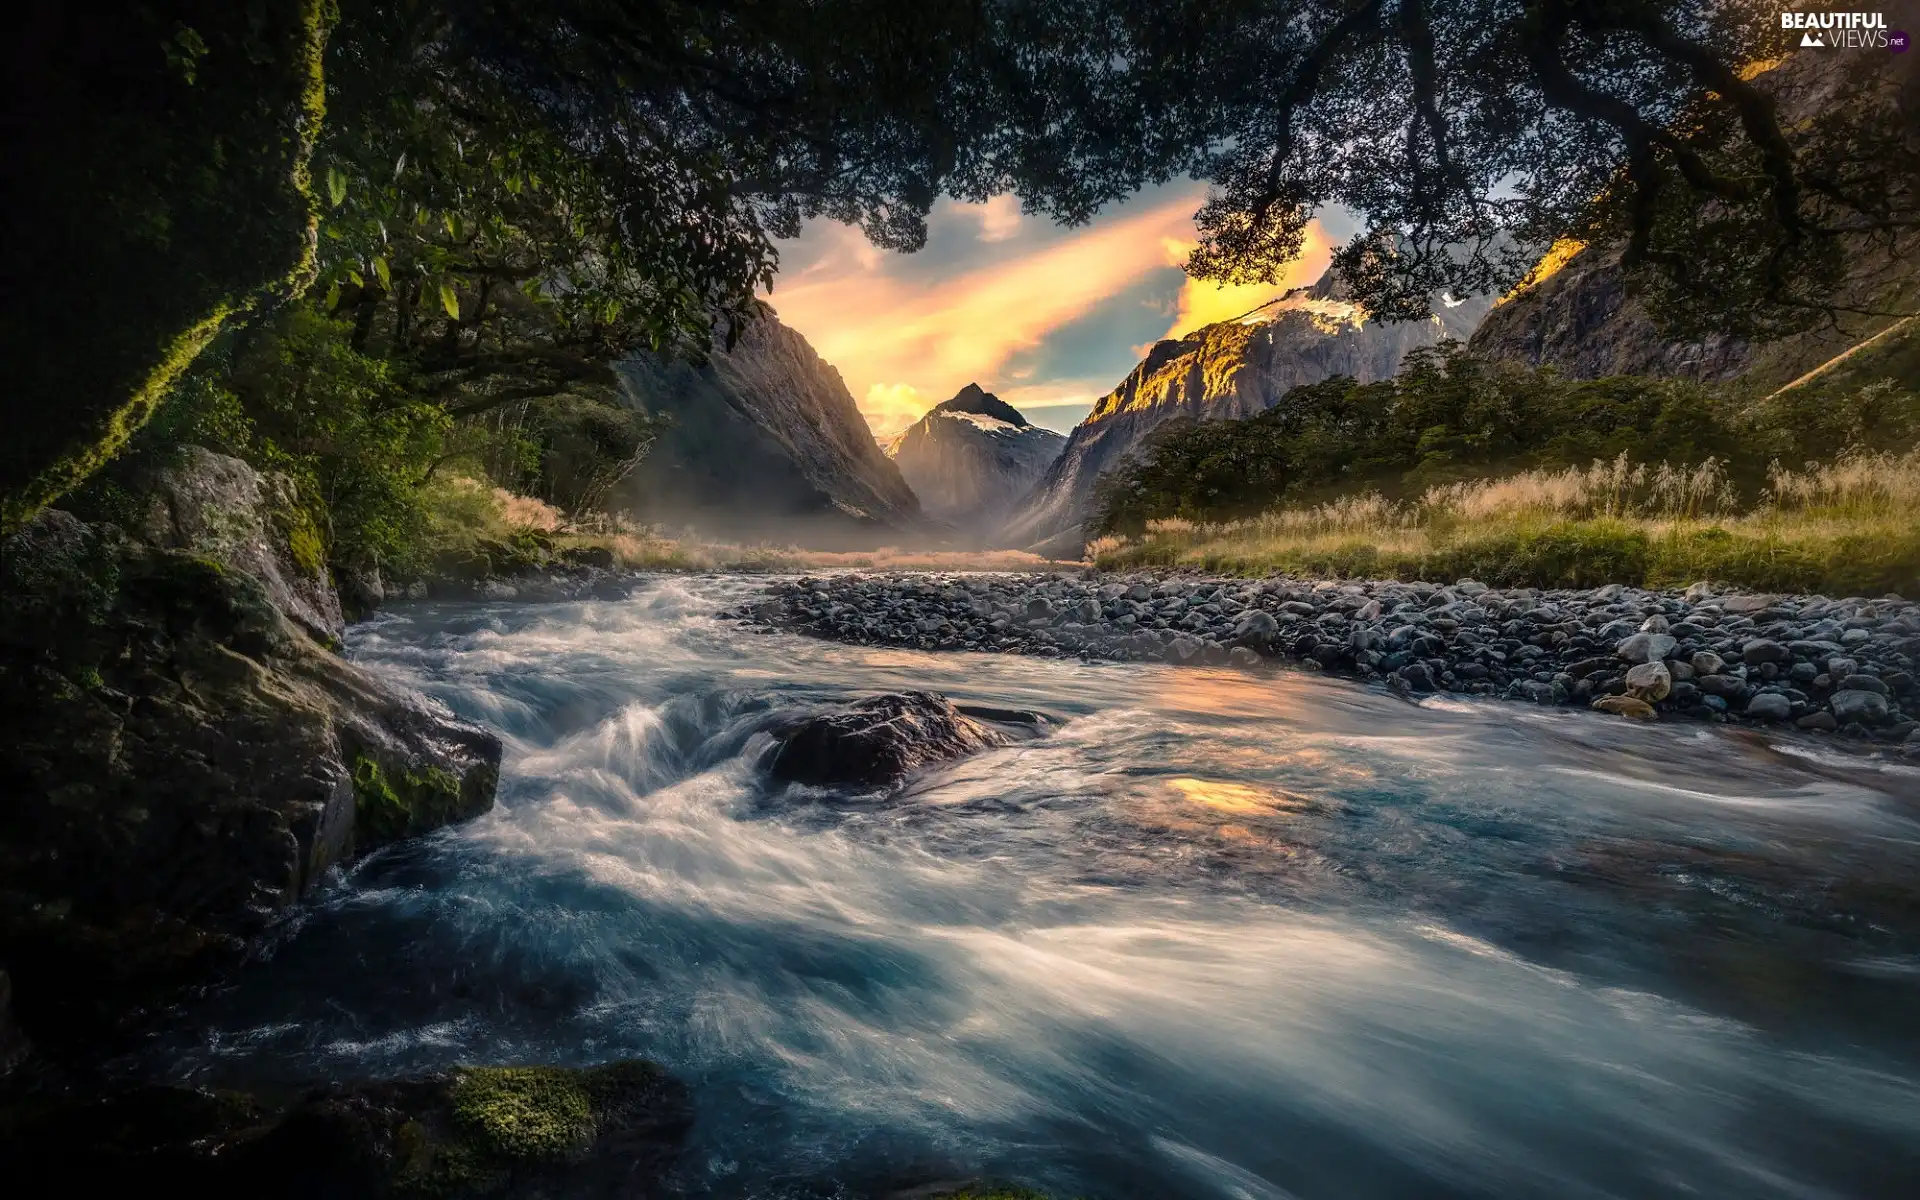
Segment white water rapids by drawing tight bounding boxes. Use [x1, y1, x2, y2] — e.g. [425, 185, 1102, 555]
[136, 576, 1920, 1198]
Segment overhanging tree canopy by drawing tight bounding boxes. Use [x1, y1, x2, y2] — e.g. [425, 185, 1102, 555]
[6, 0, 1915, 528]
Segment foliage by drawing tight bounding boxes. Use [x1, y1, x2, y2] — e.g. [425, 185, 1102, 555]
[1073, 2, 1920, 336]
[1092, 342, 1772, 536]
[0, 0, 327, 534]
[1095, 449, 1920, 595]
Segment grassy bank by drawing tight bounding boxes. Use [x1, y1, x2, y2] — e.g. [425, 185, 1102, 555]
[1090, 453, 1920, 596]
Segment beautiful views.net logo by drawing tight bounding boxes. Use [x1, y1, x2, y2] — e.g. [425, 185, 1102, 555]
[1780, 11, 1905, 50]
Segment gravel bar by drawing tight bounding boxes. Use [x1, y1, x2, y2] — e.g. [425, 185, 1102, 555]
[731, 572, 1920, 748]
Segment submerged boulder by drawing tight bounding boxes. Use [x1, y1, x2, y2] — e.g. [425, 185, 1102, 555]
[0, 502, 499, 1054]
[0, 1059, 690, 1199]
[767, 691, 1046, 787]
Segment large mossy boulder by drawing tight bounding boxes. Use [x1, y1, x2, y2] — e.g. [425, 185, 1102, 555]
[0, 478, 499, 1054]
[0, 1060, 692, 1198]
[0, 0, 329, 533]
[136, 445, 345, 641]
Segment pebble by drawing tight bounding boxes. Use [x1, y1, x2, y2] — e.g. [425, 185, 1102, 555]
[734, 573, 1920, 746]
[1746, 693, 1792, 721]
[1618, 632, 1678, 663]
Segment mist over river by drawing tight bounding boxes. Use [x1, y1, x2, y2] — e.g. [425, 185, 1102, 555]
[132, 576, 1920, 1198]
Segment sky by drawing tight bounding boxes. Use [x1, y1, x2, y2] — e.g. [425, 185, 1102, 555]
[762, 182, 1355, 439]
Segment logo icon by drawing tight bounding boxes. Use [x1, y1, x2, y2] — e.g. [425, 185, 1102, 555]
[1892, 29, 1911, 51]
[1801, 30, 1827, 46]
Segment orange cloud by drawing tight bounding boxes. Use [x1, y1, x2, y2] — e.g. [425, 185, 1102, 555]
[768, 193, 1334, 438]
[1155, 225, 1334, 342]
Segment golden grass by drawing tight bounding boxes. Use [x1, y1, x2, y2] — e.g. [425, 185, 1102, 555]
[1095, 451, 1920, 595]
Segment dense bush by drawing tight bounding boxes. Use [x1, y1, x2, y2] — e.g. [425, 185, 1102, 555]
[1092, 341, 1919, 536]
[69, 302, 655, 581]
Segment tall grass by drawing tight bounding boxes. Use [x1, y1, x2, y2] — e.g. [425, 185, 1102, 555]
[1094, 451, 1920, 595]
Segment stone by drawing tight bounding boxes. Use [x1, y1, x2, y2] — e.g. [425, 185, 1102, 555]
[1796, 710, 1839, 731]
[766, 692, 1037, 787]
[1691, 650, 1726, 676]
[0, 1059, 691, 1197]
[1625, 660, 1671, 702]
[1721, 594, 1780, 615]
[1837, 673, 1889, 696]
[1745, 693, 1792, 721]
[0, 508, 501, 1054]
[1228, 646, 1262, 669]
[1616, 632, 1677, 663]
[1398, 662, 1437, 692]
[1233, 610, 1279, 639]
[1640, 614, 1670, 633]
[1740, 639, 1793, 665]
[138, 446, 345, 641]
[1830, 689, 1892, 726]
[1592, 695, 1657, 720]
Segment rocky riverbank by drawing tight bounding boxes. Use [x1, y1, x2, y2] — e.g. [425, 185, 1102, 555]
[737, 573, 1920, 748]
[0, 450, 502, 1060]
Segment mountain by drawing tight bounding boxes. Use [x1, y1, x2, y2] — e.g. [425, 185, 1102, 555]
[882, 384, 1065, 531]
[613, 308, 923, 546]
[1469, 41, 1920, 392]
[1001, 268, 1491, 554]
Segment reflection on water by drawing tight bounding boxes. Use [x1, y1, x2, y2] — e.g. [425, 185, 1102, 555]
[134, 576, 1920, 1198]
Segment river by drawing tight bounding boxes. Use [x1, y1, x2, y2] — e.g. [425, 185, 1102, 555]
[136, 576, 1920, 1198]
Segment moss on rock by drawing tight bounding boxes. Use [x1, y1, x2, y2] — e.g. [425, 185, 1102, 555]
[0, 0, 331, 533]
[449, 1066, 596, 1163]
[0, 1059, 692, 1197]
[351, 755, 468, 850]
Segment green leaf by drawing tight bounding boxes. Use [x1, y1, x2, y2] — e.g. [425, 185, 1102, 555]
[439, 283, 460, 320]
[347, 268, 364, 288]
[324, 281, 340, 308]
[372, 256, 391, 288]
[327, 166, 347, 208]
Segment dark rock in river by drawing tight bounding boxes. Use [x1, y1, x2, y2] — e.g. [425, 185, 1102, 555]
[0, 452, 501, 1056]
[767, 692, 1041, 787]
[0, 1059, 690, 1199]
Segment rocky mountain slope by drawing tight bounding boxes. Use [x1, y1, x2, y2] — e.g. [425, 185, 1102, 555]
[1469, 39, 1920, 391]
[615, 308, 923, 547]
[883, 384, 1064, 532]
[1002, 269, 1490, 554]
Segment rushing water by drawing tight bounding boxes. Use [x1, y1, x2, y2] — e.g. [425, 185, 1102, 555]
[142, 576, 1920, 1198]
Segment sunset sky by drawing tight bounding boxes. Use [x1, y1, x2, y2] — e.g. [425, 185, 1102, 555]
[763, 183, 1353, 440]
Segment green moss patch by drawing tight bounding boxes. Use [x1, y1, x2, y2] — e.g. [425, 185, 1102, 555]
[351, 755, 464, 848]
[447, 1067, 596, 1163]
